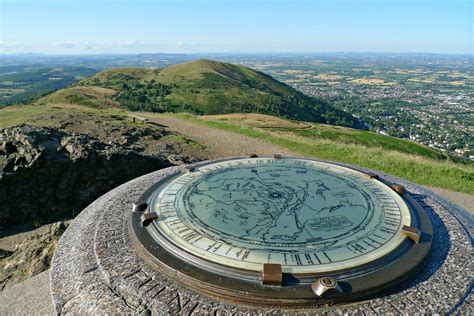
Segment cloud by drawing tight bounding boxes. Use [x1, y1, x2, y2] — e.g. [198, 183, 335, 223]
[52, 41, 93, 49]
[176, 41, 202, 49]
[0, 39, 231, 54]
[118, 40, 141, 47]
[50, 40, 145, 51]
[0, 41, 22, 48]
[0, 41, 23, 53]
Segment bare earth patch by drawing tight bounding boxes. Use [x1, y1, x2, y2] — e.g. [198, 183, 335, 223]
[201, 113, 311, 129]
[134, 113, 297, 159]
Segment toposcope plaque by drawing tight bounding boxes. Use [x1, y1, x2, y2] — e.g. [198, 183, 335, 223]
[130, 157, 432, 306]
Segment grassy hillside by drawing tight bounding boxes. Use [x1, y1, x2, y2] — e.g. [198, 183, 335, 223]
[40, 60, 362, 128]
[1, 104, 472, 193]
[39, 86, 121, 109]
[177, 113, 474, 194]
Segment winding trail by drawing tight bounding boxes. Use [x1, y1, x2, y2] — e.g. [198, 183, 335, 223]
[135, 113, 297, 159]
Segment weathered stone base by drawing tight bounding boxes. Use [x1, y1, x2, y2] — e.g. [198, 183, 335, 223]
[50, 158, 473, 314]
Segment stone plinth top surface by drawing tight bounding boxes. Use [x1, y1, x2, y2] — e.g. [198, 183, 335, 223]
[50, 158, 473, 314]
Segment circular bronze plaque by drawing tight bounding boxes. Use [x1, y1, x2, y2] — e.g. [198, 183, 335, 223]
[130, 157, 432, 305]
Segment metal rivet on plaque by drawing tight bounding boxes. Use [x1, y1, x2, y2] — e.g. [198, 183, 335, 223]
[132, 202, 148, 213]
[311, 277, 343, 297]
[141, 212, 158, 227]
[261, 263, 282, 286]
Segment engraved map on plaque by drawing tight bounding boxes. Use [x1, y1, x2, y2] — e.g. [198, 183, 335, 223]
[149, 158, 411, 273]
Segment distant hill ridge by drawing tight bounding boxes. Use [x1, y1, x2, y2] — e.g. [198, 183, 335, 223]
[40, 59, 362, 128]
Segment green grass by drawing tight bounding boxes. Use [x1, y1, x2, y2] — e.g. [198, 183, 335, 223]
[175, 113, 474, 194]
[280, 126, 452, 161]
[0, 104, 53, 128]
[0, 103, 129, 129]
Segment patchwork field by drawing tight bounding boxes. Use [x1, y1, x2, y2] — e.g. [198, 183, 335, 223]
[349, 78, 395, 85]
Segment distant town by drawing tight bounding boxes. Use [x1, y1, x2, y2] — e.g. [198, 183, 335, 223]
[296, 81, 472, 157]
[237, 54, 473, 160]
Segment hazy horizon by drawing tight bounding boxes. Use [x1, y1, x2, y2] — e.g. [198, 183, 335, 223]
[1, 51, 472, 57]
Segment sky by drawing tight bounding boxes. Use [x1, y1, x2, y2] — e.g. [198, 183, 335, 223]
[0, 0, 472, 54]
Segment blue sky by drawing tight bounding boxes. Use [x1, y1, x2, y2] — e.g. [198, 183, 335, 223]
[1, 0, 472, 54]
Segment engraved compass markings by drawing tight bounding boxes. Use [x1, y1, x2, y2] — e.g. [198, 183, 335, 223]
[150, 158, 411, 273]
[186, 167, 370, 243]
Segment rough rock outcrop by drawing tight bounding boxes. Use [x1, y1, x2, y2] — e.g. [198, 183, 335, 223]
[0, 120, 190, 229]
[0, 221, 69, 290]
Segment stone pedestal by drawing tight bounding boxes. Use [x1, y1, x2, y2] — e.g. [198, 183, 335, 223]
[50, 159, 473, 314]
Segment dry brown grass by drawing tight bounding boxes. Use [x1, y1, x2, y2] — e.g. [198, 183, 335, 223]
[350, 78, 395, 86]
[39, 85, 122, 108]
[442, 81, 465, 86]
[75, 86, 117, 97]
[313, 74, 344, 80]
[201, 113, 311, 129]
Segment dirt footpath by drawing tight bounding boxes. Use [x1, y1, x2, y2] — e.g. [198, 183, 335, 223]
[138, 114, 297, 159]
[135, 113, 474, 214]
